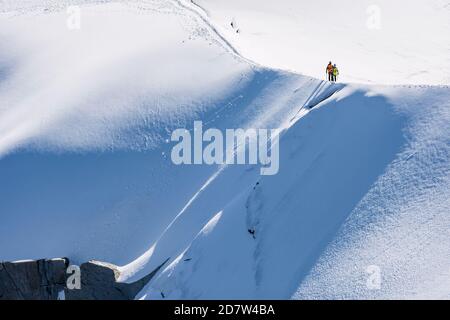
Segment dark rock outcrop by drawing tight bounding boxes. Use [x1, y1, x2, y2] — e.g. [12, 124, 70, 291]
[0, 257, 169, 300]
[64, 258, 169, 300]
[0, 258, 68, 300]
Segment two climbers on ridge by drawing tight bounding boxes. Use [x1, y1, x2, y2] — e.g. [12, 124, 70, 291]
[326, 61, 339, 82]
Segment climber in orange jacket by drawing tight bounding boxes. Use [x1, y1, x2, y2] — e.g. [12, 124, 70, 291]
[326, 61, 334, 81]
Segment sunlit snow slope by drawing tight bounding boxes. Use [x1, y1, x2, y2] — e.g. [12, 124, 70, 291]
[0, 0, 449, 300]
[135, 84, 450, 300]
[0, 0, 254, 262]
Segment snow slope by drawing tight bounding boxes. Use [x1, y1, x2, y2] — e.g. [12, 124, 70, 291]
[192, 0, 450, 85]
[294, 87, 450, 300]
[134, 84, 450, 300]
[0, 0, 253, 262]
[0, 0, 449, 300]
[0, 0, 330, 264]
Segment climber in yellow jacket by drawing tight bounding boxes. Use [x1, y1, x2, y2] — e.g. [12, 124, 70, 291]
[332, 64, 339, 82]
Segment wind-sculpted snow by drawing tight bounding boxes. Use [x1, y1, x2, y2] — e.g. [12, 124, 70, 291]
[0, 0, 449, 299]
[0, 0, 250, 262]
[294, 87, 450, 299]
[136, 85, 450, 300]
[0, 1, 252, 157]
[0, 1, 326, 264]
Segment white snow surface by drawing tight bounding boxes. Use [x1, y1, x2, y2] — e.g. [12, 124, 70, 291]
[0, 0, 449, 300]
[194, 0, 450, 85]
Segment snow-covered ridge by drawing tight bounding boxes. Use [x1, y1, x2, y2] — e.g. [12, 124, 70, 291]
[194, 0, 450, 85]
[132, 83, 450, 300]
[0, 1, 449, 300]
[4, 0, 449, 85]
